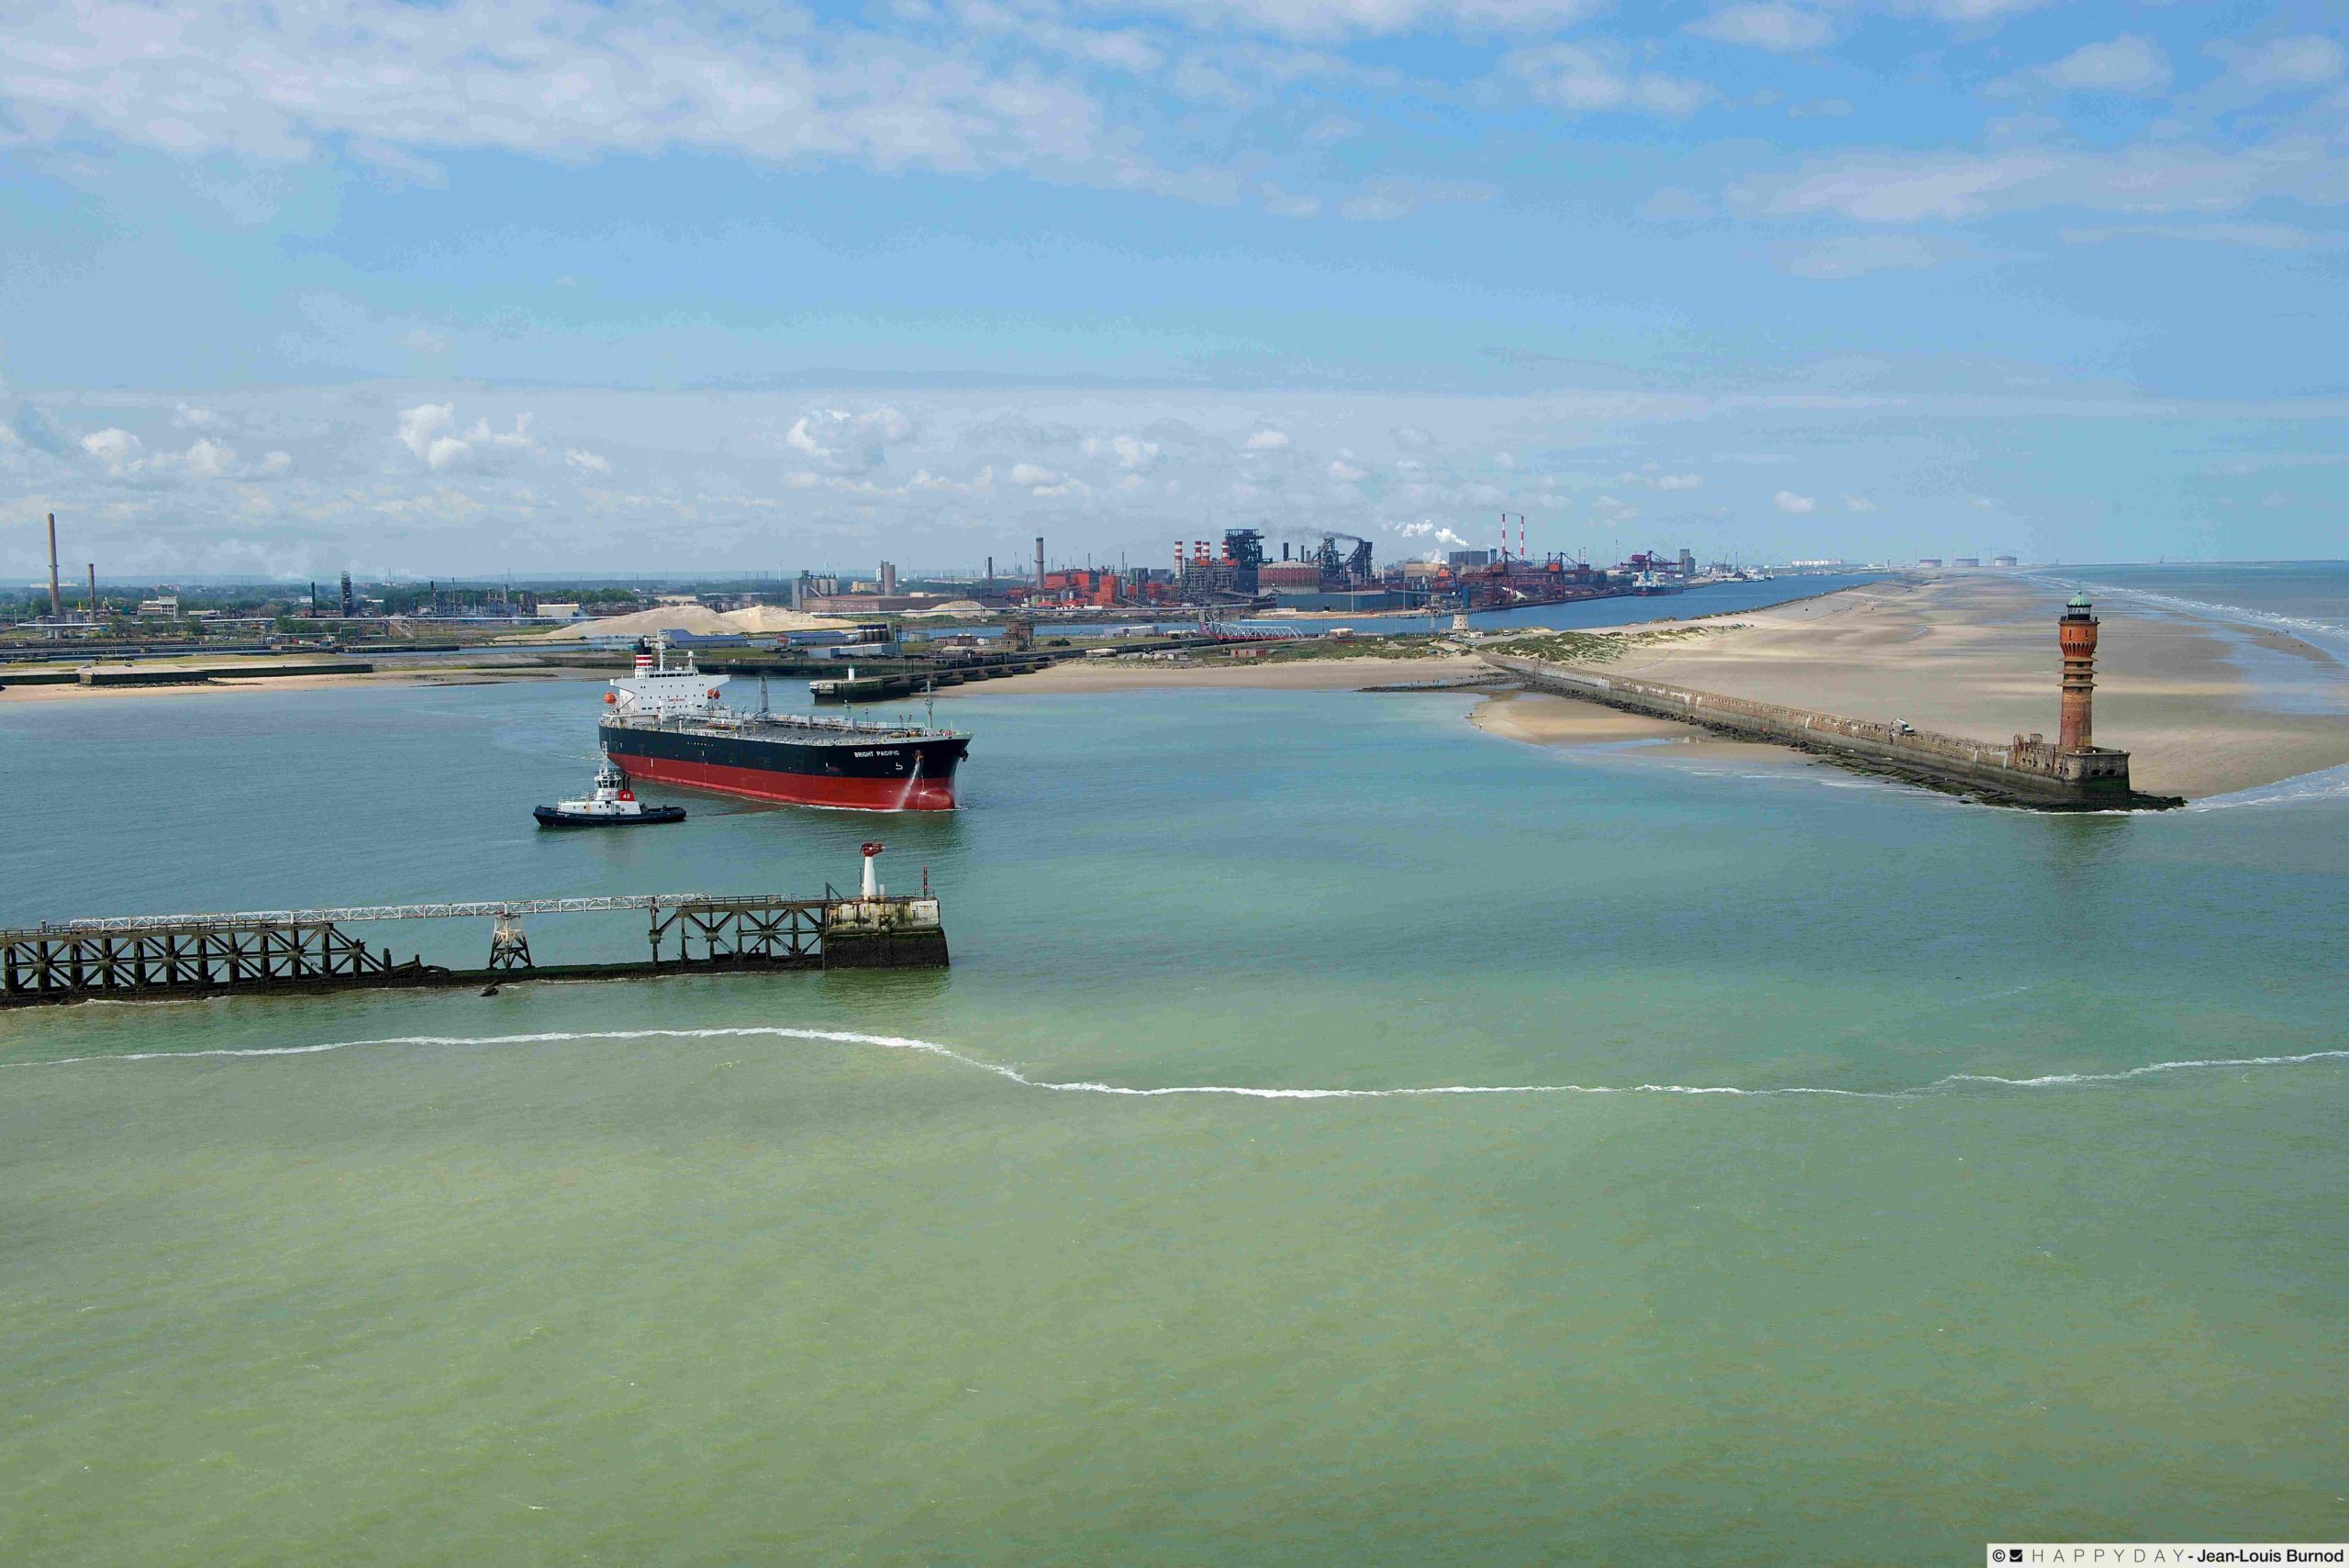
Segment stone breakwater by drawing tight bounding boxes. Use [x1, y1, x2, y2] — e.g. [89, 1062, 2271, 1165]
[1482, 655, 2184, 811]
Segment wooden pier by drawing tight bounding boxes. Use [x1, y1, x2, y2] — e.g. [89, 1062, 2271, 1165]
[1, 885, 947, 1008]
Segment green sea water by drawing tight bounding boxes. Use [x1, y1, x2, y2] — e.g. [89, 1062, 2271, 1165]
[5, 662, 2348, 1563]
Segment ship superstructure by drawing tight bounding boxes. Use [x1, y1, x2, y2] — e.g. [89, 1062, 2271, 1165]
[599, 636, 969, 811]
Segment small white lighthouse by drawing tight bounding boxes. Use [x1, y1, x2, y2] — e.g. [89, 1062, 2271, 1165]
[860, 841, 885, 899]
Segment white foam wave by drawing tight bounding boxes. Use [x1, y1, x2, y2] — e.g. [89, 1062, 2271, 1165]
[2054, 577, 2349, 656]
[13, 1026, 2349, 1104]
[1933, 1047, 2349, 1089]
[2182, 761, 2349, 813]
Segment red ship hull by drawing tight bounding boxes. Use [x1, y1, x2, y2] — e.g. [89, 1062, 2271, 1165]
[606, 749, 961, 811]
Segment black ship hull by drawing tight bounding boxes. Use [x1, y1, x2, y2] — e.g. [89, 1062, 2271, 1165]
[601, 719, 968, 810]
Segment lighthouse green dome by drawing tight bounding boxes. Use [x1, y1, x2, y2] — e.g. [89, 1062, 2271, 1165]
[2067, 591, 2092, 609]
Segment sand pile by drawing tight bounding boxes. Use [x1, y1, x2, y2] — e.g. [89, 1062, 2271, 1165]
[522, 605, 852, 642]
[723, 605, 855, 634]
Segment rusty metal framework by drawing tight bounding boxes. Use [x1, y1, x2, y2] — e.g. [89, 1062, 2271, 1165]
[33, 892, 820, 936]
[2, 892, 937, 1006]
[1, 920, 425, 1001]
[647, 901, 826, 964]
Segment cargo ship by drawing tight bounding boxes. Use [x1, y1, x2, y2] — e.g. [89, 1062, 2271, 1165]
[598, 637, 969, 811]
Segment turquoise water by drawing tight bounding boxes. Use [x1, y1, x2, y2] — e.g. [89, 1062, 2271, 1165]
[5, 648, 2348, 1562]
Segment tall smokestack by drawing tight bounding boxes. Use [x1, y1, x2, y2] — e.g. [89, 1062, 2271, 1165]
[47, 513, 61, 619]
[87, 563, 98, 623]
[1034, 536, 1045, 588]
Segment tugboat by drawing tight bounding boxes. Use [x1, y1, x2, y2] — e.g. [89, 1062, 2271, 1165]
[533, 762, 686, 828]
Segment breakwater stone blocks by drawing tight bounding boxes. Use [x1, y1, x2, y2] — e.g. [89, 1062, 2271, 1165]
[1484, 657, 2183, 811]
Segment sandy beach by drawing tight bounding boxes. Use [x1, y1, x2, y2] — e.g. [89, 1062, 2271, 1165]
[0, 660, 605, 705]
[933, 653, 1486, 695]
[1465, 687, 1807, 771]
[1486, 575, 2349, 799]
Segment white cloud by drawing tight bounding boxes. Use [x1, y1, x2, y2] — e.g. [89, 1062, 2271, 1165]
[1924, 0, 2046, 23]
[73, 426, 277, 482]
[1511, 45, 1714, 117]
[1782, 234, 1947, 279]
[180, 438, 236, 479]
[1327, 458, 1366, 482]
[782, 406, 910, 469]
[1689, 5, 1832, 53]
[396, 403, 535, 471]
[396, 404, 456, 464]
[1730, 136, 2349, 227]
[2038, 35, 2171, 94]
[1116, 0, 1605, 39]
[565, 449, 613, 473]
[2060, 222, 2330, 250]
[1656, 473, 1705, 490]
[1245, 428, 1291, 450]
[2219, 34, 2346, 92]
[172, 403, 218, 429]
[1843, 494, 1878, 512]
[1083, 433, 1161, 468]
[1774, 489, 1818, 513]
[1009, 461, 1087, 495]
[1736, 154, 2060, 224]
[0, 0, 1527, 217]
[80, 428, 145, 471]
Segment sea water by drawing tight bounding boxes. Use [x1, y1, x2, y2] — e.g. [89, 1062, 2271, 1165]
[4, 621, 2347, 1563]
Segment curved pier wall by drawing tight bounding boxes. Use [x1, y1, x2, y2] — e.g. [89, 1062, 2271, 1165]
[1483, 656, 2161, 809]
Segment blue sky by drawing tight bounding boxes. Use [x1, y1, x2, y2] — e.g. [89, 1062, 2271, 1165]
[3, 0, 2345, 577]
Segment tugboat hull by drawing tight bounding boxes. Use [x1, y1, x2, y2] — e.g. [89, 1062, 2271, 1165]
[533, 805, 687, 828]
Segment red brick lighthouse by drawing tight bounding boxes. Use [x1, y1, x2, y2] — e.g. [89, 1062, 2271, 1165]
[2058, 590, 2098, 752]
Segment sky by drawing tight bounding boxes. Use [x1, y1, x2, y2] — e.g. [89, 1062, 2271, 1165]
[2, 0, 2345, 579]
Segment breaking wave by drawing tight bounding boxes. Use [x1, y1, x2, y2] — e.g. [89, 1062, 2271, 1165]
[2054, 578, 2349, 658]
[11, 1025, 2349, 1103]
[2182, 761, 2349, 813]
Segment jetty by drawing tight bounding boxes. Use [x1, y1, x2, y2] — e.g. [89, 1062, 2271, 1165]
[1, 851, 946, 1008]
[1482, 593, 2182, 811]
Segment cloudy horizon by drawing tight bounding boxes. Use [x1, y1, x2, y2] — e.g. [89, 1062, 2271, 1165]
[5, 0, 2345, 576]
